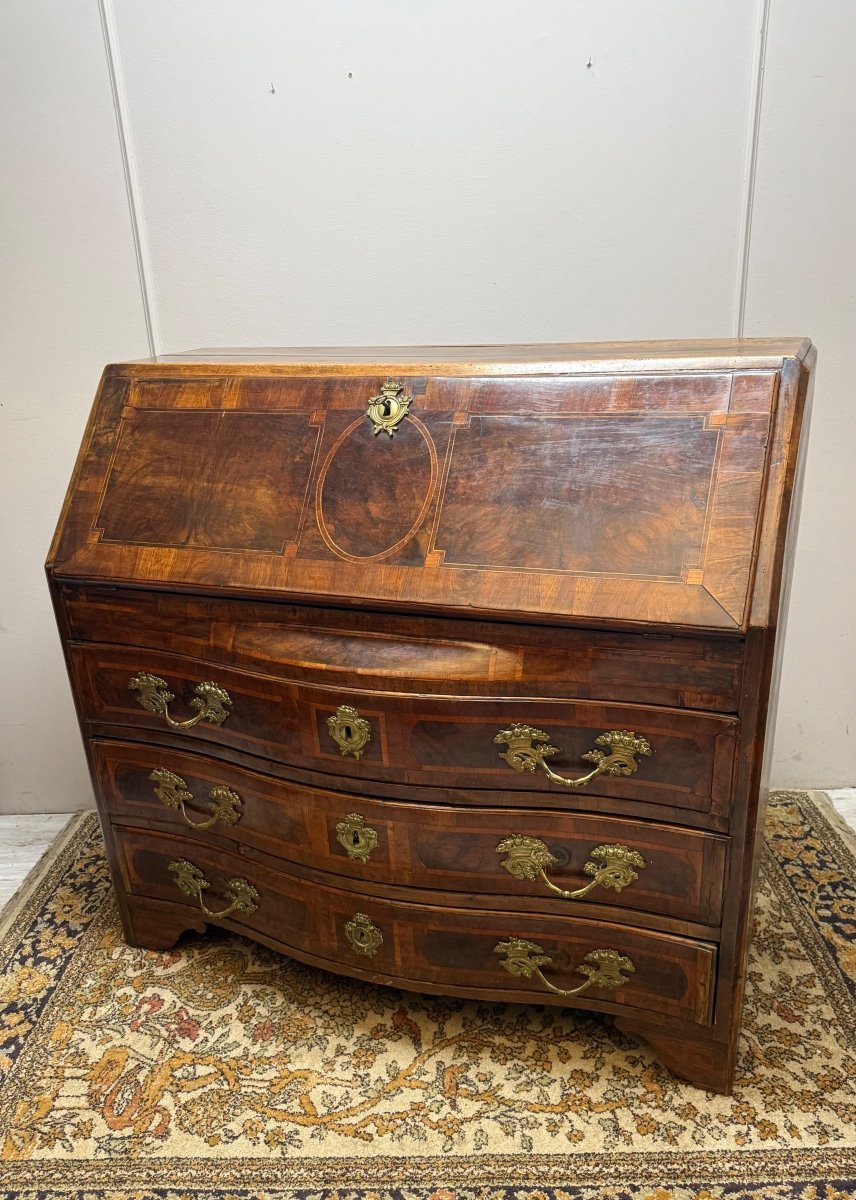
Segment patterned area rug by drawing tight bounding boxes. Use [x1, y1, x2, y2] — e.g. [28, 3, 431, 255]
[0, 791, 854, 1200]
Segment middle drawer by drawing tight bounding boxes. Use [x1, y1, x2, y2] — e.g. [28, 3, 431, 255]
[93, 739, 727, 927]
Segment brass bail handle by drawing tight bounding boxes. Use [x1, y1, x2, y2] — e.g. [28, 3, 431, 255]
[494, 939, 635, 998]
[150, 768, 242, 831]
[494, 726, 651, 789]
[496, 836, 646, 900]
[129, 673, 232, 731]
[168, 858, 259, 921]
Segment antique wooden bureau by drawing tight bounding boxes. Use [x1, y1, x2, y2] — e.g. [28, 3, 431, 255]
[47, 339, 814, 1094]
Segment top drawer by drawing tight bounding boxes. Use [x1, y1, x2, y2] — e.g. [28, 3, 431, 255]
[70, 644, 736, 818]
[59, 586, 744, 711]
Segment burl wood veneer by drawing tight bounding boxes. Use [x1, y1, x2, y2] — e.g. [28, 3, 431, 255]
[47, 339, 814, 1094]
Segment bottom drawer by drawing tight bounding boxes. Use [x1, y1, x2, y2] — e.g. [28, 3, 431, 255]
[115, 828, 717, 1027]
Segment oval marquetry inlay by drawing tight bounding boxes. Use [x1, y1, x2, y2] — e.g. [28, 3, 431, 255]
[316, 415, 438, 562]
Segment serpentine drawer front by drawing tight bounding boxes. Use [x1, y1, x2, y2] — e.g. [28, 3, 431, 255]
[114, 827, 717, 1026]
[71, 644, 736, 814]
[47, 339, 814, 1093]
[93, 739, 727, 926]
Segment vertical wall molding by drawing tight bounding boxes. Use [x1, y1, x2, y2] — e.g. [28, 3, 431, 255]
[97, 0, 161, 356]
[733, 0, 772, 337]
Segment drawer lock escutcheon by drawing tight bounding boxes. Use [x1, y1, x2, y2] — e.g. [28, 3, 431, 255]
[129, 673, 232, 730]
[495, 726, 651, 789]
[344, 912, 383, 957]
[150, 768, 242, 831]
[168, 858, 259, 921]
[335, 813, 379, 862]
[327, 704, 372, 759]
[494, 939, 635, 998]
[496, 836, 646, 900]
[366, 379, 412, 437]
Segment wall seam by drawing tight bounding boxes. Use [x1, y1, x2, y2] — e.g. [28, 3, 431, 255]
[97, 0, 161, 356]
[733, 0, 772, 337]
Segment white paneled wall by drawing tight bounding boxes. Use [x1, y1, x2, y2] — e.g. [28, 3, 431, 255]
[0, 2, 853, 812]
[743, 0, 856, 788]
[113, 0, 759, 347]
[0, 2, 150, 815]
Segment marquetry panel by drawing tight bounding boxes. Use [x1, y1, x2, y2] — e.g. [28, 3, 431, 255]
[96, 408, 319, 553]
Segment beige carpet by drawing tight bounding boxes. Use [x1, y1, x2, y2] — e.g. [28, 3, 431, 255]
[0, 790, 854, 1198]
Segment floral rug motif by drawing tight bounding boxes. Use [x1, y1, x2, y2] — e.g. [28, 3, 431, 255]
[0, 790, 854, 1199]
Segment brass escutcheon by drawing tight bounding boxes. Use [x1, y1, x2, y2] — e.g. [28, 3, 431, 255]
[495, 836, 646, 900]
[494, 938, 635, 997]
[129, 673, 232, 730]
[327, 704, 372, 759]
[168, 858, 259, 921]
[366, 380, 412, 437]
[335, 813, 379, 862]
[494, 726, 651, 789]
[150, 768, 242, 831]
[344, 912, 383, 957]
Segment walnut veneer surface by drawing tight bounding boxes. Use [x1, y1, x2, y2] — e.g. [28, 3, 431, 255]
[47, 339, 814, 1093]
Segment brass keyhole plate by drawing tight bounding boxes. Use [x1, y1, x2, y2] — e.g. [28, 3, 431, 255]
[344, 912, 383, 957]
[335, 813, 379, 862]
[327, 705, 372, 759]
[366, 380, 412, 437]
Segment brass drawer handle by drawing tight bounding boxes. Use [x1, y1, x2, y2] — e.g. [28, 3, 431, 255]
[344, 912, 383, 957]
[169, 858, 259, 920]
[496, 836, 646, 900]
[336, 813, 378, 862]
[327, 704, 372, 759]
[150, 768, 242, 831]
[495, 726, 651, 789]
[494, 938, 634, 998]
[129, 673, 232, 730]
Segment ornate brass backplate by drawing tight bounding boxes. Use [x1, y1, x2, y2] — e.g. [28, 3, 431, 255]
[344, 912, 383, 956]
[150, 768, 242, 831]
[168, 858, 259, 921]
[494, 725, 651, 789]
[496, 834, 558, 880]
[335, 813, 379, 862]
[494, 936, 552, 978]
[129, 673, 232, 730]
[366, 380, 412, 437]
[327, 704, 372, 759]
[493, 938, 634, 997]
[495, 835, 646, 900]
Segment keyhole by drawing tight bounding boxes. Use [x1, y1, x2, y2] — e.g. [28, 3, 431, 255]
[352, 831, 361, 847]
[343, 724, 352, 740]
